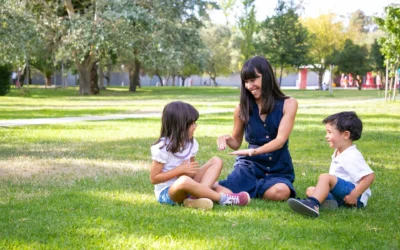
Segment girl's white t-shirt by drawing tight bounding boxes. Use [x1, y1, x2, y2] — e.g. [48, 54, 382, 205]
[329, 145, 374, 206]
[150, 137, 199, 199]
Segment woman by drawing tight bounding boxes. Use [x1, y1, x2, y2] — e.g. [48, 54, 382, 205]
[215, 56, 298, 201]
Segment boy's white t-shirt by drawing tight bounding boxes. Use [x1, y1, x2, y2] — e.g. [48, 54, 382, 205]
[329, 145, 374, 206]
[150, 137, 199, 199]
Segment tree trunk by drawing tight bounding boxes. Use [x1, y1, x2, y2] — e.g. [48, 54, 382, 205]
[129, 57, 141, 92]
[128, 67, 136, 92]
[155, 74, 163, 86]
[106, 61, 111, 86]
[90, 63, 100, 94]
[45, 74, 52, 86]
[318, 69, 324, 90]
[172, 75, 176, 86]
[181, 77, 186, 87]
[77, 65, 90, 95]
[211, 76, 217, 86]
[19, 66, 26, 87]
[279, 63, 283, 87]
[98, 64, 105, 90]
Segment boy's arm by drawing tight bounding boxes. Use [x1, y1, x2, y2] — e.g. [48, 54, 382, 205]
[344, 173, 375, 205]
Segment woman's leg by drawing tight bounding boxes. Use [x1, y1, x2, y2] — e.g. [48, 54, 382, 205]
[262, 183, 291, 201]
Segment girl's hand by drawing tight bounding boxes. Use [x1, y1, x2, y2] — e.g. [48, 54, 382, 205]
[230, 148, 255, 156]
[178, 160, 199, 177]
[217, 134, 232, 150]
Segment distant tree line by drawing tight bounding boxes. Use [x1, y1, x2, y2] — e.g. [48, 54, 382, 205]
[0, 0, 397, 95]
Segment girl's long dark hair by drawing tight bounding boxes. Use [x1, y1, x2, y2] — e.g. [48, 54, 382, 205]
[239, 56, 288, 123]
[153, 101, 199, 153]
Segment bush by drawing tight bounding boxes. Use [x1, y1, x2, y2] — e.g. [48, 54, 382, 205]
[0, 64, 12, 96]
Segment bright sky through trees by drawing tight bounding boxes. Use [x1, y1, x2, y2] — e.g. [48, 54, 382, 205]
[210, 0, 397, 24]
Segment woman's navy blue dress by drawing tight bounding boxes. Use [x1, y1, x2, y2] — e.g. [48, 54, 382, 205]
[219, 99, 296, 198]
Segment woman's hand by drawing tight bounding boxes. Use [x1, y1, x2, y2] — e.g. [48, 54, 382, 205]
[230, 148, 255, 156]
[217, 134, 232, 150]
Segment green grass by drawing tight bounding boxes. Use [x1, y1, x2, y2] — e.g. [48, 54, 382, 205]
[0, 86, 399, 249]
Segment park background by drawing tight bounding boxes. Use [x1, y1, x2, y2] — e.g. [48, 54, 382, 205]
[1, 0, 400, 95]
[1, 0, 400, 249]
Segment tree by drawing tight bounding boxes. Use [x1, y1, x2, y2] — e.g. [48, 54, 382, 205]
[0, 64, 12, 96]
[0, 1, 53, 85]
[1, 0, 214, 94]
[116, 0, 211, 91]
[374, 5, 400, 101]
[219, 0, 236, 25]
[330, 39, 371, 89]
[238, 0, 257, 61]
[201, 23, 233, 86]
[302, 13, 348, 89]
[370, 39, 386, 74]
[257, 0, 311, 85]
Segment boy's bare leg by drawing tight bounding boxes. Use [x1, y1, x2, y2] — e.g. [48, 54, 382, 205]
[306, 187, 316, 197]
[310, 174, 338, 203]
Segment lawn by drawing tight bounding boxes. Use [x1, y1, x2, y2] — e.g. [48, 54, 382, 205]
[0, 86, 399, 249]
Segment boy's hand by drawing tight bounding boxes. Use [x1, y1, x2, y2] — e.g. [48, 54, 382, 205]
[344, 193, 358, 206]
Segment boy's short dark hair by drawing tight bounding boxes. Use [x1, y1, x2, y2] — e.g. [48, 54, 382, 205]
[322, 111, 363, 141]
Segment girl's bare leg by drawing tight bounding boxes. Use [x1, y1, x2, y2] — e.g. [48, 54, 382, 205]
[193, 156, 223, 188]
[169, 176, 221, 203]
[213, 184, 233, 194]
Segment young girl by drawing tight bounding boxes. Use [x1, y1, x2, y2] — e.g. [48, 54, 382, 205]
[150, 101, 250, 209]
[215, 56, 298, 201]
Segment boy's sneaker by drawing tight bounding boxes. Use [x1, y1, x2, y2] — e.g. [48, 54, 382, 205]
[183, 198, 213, 210]
[287, 198, 319, 218]
[321, 199, 338, 210]
[220, 192, 251, 206]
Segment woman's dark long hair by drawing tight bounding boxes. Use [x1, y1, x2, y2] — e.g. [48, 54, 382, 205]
[153, 101, 199, 153]
[239, 56, 288, 123]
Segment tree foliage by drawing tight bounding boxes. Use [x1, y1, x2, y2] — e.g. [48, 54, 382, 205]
[374, 6, 400, 65]
[257, 0, 311, 85]
[370, 39, 386, 73]
[330, 39, 370, 82]
[0, 0, 214, 94]
[201, 23, 233, 85]
[374, 5, 400, 100]
[302, 13, 347, 89]
[238, 0, 257, 62]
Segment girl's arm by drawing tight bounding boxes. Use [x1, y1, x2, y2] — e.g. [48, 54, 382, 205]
[231, 98, 298, 156]
[344, 173, 375, 205]
[149, 160, 198, 184]
[217, 105, 245, 150]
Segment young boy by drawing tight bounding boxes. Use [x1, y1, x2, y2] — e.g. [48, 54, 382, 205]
[288, 111, 375, 218]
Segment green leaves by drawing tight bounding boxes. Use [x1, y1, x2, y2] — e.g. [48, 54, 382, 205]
[374, 6, 400, 65]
